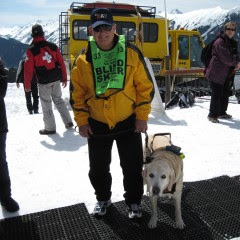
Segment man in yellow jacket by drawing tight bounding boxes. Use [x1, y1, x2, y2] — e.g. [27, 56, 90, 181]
[71, 8, 154, 218]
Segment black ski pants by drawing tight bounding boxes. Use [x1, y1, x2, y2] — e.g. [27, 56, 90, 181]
[87, 114, 143, 206]
[209, 77, 232, 118]
[24, 79, 39, 112]
[0, 132, 11, 201]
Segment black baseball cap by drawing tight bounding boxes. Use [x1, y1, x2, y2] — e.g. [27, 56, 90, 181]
[31, 24, 44, 38]
[90, 8, 113, 28]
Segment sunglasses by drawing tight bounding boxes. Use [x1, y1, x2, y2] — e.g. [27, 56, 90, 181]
[226, 28, 236, 31]
[93, 25, 112, 32]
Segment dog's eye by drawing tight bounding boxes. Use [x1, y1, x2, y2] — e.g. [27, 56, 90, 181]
[161, 175, 166, 179]
[149, 173, 154, 178]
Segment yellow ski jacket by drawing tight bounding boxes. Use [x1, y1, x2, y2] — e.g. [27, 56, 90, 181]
[71, 36, 154, 129]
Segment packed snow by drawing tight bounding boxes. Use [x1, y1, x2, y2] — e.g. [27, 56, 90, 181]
[1, 80, 240, 224]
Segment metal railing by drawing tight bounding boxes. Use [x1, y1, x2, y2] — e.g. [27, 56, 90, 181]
[59, 12, 69, 57]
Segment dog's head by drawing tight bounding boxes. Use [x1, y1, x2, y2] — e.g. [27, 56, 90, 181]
[143, 160, 175, 197]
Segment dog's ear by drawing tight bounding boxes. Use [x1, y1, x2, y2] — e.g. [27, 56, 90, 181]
[142, 166, 148, 185]
[167, 168, 175, 191]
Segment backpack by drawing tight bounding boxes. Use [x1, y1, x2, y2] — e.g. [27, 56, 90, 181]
[201, 39, 216, 68]
[16, 60, 24, 83]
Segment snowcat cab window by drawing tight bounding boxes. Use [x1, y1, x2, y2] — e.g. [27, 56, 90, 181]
[115, 22, 136, 41]
[178, 35, 189, 60]
[73, 20, 90, 40]
[143, 23, 158, 42]
[168, 36, 172, 57]
[190, 35, 204, 67]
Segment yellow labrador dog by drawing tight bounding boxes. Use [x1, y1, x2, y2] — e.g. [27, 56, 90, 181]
[143, 133, 185, 229]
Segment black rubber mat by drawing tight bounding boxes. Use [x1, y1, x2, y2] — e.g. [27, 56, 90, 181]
[1, 175, 240, 240]
[91, 175, 240, 240]
[0, 203, 100, 240]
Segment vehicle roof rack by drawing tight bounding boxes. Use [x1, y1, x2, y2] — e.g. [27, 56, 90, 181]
[69, 2, 156, 18]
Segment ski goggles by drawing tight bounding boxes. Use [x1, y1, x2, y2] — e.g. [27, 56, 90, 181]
[93, 25, 113, 32]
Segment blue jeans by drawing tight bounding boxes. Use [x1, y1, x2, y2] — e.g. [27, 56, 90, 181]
[0, 132, 11, 200]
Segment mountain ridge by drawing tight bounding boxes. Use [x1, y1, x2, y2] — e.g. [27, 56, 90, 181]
[0, 6, 239, 68]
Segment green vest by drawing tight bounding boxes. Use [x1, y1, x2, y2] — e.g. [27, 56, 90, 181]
[89, 35, 126, 96]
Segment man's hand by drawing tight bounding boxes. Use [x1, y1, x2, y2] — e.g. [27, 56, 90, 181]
[25, 88, 31, 92]
[62, 81, 67, 88]
[135, 119, 148, 133]
[16, 83, 20, 88]
[78, 124, 93, 138]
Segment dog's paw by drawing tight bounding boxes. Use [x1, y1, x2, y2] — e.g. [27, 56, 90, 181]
[148, 216, 157, 229]
[175, 219, 186, 229]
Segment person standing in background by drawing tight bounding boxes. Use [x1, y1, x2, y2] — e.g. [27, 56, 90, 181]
[16, 59, 39, 114]
[0, 58, 19, 212]
[24, 24, 73, 135]
[205, 21, 240, 123]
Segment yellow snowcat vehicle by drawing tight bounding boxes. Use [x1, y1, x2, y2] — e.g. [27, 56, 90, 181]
[59, 2, 205, 91]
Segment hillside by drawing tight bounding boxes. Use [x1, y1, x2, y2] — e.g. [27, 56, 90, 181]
[0, 20, 59, 46]
[1, 6, 240, 47]
[0, 37, 28, 68]
[163, 6, 240, 44]
[0, 6, 239, 68]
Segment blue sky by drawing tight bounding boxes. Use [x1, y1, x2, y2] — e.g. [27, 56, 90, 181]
[1, 0, 239, 27]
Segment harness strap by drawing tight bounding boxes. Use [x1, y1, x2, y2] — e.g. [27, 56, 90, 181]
[144, 131, 149, 152]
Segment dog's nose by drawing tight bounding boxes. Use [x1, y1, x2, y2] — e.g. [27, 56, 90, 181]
[152, 186, 160, 195]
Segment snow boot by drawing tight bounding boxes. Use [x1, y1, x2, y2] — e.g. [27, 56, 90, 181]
[1, 197, 19, 212]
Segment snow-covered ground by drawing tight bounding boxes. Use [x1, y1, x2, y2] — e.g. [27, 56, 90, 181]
[1, 82, 240, 234]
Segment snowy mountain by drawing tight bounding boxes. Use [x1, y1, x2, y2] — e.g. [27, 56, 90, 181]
[1, 6, 240, 47]
[0, 20, 59, 68]
[160, 6, 240, 43]
[0, 6, 240, 68]
[0, 19, 59, 46]
[169, 9, 183, 14]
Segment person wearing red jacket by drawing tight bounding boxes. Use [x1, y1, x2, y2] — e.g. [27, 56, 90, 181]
[24, 24, 73, 134]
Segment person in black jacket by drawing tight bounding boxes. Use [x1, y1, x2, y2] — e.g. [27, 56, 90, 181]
[0, 58, 19, 212]
[16, 59, 39, 114]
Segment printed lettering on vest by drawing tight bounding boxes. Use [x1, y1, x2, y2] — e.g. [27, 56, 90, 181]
[90, 35, 126, 96]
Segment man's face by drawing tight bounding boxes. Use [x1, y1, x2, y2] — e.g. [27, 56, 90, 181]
[89, 24, 116, 50]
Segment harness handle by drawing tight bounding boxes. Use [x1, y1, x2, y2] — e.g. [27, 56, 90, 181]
[144, 132, 172, 164]
[144, 132, 172, 150]
[152, 132, 171, 142]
